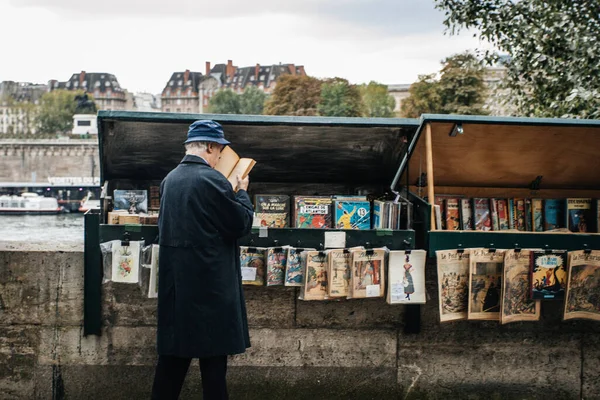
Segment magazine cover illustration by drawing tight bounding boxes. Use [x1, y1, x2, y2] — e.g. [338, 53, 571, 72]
[564, 250, 600, 321]
[114, 190, 148, 214]
[266, 248, 287, 286]
[334, 201, 370, 230]
[351, 249, 385, 298]
[468, 249, 505, 320]
[530, 250, 567, 300]
[501, 249, 540, 324]
[240, 246, 266, 286]
[387, 250, 426, 304]
[302, 251, 329, 300]
[436, 249, 470, 322]
[294, 197, 332, 229]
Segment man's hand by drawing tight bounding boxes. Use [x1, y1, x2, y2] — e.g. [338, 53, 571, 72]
[236, 174, 249, 192]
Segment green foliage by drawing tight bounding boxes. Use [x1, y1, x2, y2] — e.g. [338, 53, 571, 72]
[264, 75, 323, 116]
[208, 89, 241, 114]
[37, 90, 94, 135]
[435, 0, 600, 118]
[318, 78, 364, 117]
[400, 52, 487, 117]
[360, 81, 396, 118]
[240, 86, 267, 115]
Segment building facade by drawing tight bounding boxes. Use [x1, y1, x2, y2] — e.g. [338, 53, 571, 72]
[50, 71, 127, 111]
[0, 81, 48, 135]
[161, 70, 219, 113]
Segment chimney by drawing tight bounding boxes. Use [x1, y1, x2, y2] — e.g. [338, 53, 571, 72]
[288, 64, 296, 76]
[205, 61, 211, 76]
[184, 69, 190, 83]
[227, 60, 234, 79]
[79, 71, 86, 86]
[255, 63, 260, 80]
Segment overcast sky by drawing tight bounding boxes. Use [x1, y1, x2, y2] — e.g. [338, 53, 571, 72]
[0, 0, 486, 94]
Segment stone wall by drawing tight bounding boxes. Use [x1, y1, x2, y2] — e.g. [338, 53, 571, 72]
[0, 140, 98, 183]
[1, 242, 598, 399]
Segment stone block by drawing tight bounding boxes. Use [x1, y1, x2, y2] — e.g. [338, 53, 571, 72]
[0, 326, 38, 399]
[582, 332, 600, 399]
[243, 286, 296, 328]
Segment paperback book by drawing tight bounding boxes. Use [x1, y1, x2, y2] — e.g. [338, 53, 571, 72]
[529, 250, 567, 300]
[445, 198, 460, 231]
[387, 250, 427, 304]
[301, 250, 329, 301]
[113, 190, 148, 214]
[473, 198, 492, 231]
[436, 249, 470, 322]
[254, 194, 290, 228]
[240, 246, 267, 286]
[266, 247, 288, 286]
[564, 250, 600, 321]
[501, 249, 541, 324]
[334, 200, 371, 230]
[327, 249, 353, 298]
[490, 199, 500, 231]
[294, 196, 332, 229]
[544, 199, 564, 230]
[284, 247, 315, 287]
[111, 240, 141, 284]
[468, 248, 505, 321]
[497, 199, 509, 230]
[460, 199, 474, 230]
[350, 248, 386, 299]
[532, 199, 544, 232]
[566, 198, 592, 233]
[214, 146, 256, 191]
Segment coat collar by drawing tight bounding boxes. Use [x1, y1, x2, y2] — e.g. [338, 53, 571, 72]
[180, 154, 209, 166]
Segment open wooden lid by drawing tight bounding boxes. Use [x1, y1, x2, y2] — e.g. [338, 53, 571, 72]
[397, 114, 600, 190]
[97, 111, 419, 185]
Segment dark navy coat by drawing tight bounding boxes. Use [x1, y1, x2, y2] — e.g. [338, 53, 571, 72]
[157, 154, 254, 358]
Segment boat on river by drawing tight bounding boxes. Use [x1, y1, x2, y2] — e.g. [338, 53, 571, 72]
[0, 192, 64, 215]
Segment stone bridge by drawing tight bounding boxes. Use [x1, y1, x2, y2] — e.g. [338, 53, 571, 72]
[0, 140, 99, 183]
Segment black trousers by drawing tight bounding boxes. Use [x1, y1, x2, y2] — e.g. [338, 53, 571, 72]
[151, 355, 228, 400]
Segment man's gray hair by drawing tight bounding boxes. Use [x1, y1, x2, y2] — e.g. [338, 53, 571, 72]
[185, 141, 210, 154]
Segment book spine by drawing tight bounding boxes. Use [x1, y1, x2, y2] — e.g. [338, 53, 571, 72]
[490, 199, 499, 231]
[524, 199, 532, 232]
[508, 199, 515, 229]
[532, 199, 544, 232]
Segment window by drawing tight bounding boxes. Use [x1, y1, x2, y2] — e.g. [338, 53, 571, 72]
[105, 81, 111, 87]
[176, 108, 181, 112]
[176, 99, 182, 105]
[166, 89, 171, 96]
[95, 81, 101, 88]
[170, 81, 174, 86]
[260, 75, 265, 81]
[178, 80, 183, 86]
[250, 76, 255, 81]
[77, 120, 91, 126]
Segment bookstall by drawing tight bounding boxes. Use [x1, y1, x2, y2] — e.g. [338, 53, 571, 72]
[83, 111, 422, 335]
[394, 114, 600, 254]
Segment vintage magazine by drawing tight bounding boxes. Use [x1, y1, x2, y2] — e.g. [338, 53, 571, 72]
[113, 190, 148, 214]
[284, 247, 315, 287]
[387, 250, 427, 305]
[532, 199, 544, 232]
[468, 248, 505, 320]
[436, 249, 470, 322]
[501, 249, 541, 324]
[530, 250, 567, 300]
[111, 240, 141, 284]
[301, 251, 329, 301]
[148, 244, 159, 298]
[445, 198, 460, 231]
[564, 250, 600, 321]
[350, 248, 386, 299]
[266, 247, 288, 286]
[460, 198, 474, 230]
[333, 201, 371, 230]
[327, 249, 353, 298]
[254, 194, 290, 228]
[240, 246, 267, 286]
[473, 198, 492, 231]
[566, 198, 592, 233]
[497, 199, 509, 230]
[293, 196, 332, 229]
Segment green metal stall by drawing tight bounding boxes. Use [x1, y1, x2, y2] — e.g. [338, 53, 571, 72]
[84, 111, 422, 336]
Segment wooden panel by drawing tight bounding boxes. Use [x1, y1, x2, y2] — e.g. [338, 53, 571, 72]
[407, 122, 600, 189]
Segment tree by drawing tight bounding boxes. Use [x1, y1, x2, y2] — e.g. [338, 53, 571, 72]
[400, 74, 442, 118]
[208, 89, 241, 114]
[240, 86, 267, 115]
[264, 75, 322, 116]
[399, 52, 488, 117]
[435, 0, 600, 118]
[438, 52, 488, 115]
[37, 90, 95, 135]
[318, 78, 364, 117]
[360, 81, 396, 118]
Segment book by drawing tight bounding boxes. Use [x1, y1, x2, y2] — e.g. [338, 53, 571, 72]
[566, 198, 592, 233]
[515, 199, 526, 231]
[148, 244, 159, 298]
[445, 198, 460, 231]
[524, 199, 532, 232]
[497, 199, 509, 230]
[254, 194, 290, 228]
[293, 196, 332, 229]
[214, 146, 256, 191]
[508, 199, 515, 229]
[240, 246, 266, 286]
[460, 198, 474, 230]
[350, 248, 386, 299]
[436, 249, 470, 322]
[111, 240, 141, 284]
[490, 199, 500, 231]
[387, 250, 427, 304]
[468, 248, 505, 321]
[500, 249, 541, 324]
[564, 250, 600, 321]
[334, 200, 371, 230]
[434, 204, 443, 230]
[301, 250, 329, 301]
[113, 190, 148, 214]
[149, 186, 160, 210]
[434, 196, 447, 230]
[532, 199, 544, 232]
[327, 249, 353, 298]
[373, 200, 384, 229]
[544, 199, 564, 230]
[266, 247, 288, 286]
[473, 198, 492, 231]
[529, 250, 567, 300]
[284, 247, 315, 287]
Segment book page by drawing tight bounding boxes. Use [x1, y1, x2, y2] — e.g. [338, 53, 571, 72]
[214, 146, 239, 179]
[227, 158, 256, 189]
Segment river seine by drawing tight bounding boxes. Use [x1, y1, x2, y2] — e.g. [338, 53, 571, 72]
[0, 214, 84, 243]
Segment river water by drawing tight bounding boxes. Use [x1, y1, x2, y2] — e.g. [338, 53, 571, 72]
[0, 214, 84, 243]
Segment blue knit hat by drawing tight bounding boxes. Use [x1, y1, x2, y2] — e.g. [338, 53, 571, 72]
[184, 120, 230, 145]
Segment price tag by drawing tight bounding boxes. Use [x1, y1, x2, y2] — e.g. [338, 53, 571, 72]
[366, 284, 380, 298]
[241, 267, 257, 281]
[390, 283, 404, 302]
[259, 226, 268, 238]
[324, 231, 346, 249]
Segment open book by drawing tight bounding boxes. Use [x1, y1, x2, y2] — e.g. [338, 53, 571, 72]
[214, 146, 256, 191]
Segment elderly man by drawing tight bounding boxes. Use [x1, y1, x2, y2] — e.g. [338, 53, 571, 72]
[151, 120, 254, 400]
